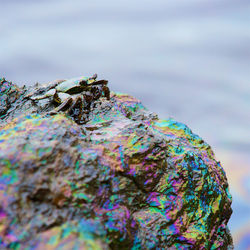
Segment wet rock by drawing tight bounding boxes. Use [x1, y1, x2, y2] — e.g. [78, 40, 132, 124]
[0, 78, 233, 249]
[0, 78, 22, 119]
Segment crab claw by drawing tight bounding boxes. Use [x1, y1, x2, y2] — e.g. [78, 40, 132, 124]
[53, 92, 71, 104]
[48, 97, 73, 115]
[29, 89, 56, 101]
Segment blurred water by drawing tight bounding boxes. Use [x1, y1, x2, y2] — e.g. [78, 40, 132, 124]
[1, 0, 250, 248]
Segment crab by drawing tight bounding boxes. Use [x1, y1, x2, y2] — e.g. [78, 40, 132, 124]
[25, 74, 110, 124]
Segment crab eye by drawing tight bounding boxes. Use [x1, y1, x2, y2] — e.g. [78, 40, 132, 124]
[90, 73, 97, 80]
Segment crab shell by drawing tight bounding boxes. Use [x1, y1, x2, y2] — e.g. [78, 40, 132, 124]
[55, 76, 97, 94]
[28, 74, 109, 102]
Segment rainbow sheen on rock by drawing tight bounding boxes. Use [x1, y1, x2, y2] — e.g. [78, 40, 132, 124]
[0, 79, 233, 249]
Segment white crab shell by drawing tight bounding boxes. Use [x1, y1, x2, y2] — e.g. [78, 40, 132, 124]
[55, 76, 95, 93]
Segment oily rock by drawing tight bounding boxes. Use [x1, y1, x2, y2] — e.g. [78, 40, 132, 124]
[0, 78, 233, 249]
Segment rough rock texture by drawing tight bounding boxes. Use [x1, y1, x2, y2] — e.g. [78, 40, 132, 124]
[0, 78, 233, 249]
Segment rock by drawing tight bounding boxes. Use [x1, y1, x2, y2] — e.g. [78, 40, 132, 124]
[0, 78, 22, 119]
[0, 78, 233, 249]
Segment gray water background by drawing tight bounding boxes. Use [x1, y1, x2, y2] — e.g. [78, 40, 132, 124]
[1, 0, 250, 248]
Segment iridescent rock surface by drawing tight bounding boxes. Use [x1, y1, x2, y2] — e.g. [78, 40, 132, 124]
[0, 78, 233, 249]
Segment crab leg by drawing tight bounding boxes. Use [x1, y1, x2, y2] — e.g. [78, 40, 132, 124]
[28, 89, 56, 101]
[67, 95, 83, 115]
[102, 85, 110, 100]
[67, 95, 84, 123]
[48, 97, 73, 115]
[24, 80, 65, 100]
